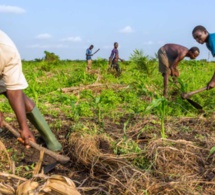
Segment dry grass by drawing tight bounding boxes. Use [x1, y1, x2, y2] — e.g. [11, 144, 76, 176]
[60, 83, 129, 94]
[0, 139, 13, 173]
[146, 138, 215, 194]
[68, 132, 152, 194]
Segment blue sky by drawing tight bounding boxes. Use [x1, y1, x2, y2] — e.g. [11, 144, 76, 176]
[0, 0, 214, 60]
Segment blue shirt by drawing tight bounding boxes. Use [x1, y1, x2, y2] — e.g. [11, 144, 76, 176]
[206, 33, 215, 57]
[86, 48, 92, 60]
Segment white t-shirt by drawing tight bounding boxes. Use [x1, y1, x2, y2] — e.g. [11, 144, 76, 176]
[0, 30, 28, 91]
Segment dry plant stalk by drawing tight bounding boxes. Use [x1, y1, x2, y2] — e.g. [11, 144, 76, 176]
[61, 83, 129, 93]
[0, 139, 13, 172]
[0, 183, 15, 195]
[0, 144, 80, 195]
[16, 175, 80, 195]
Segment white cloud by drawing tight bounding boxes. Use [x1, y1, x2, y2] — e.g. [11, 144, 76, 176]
[61, 36, 82, 42]
[35, 33, 52, 40]
[0, 5, 26, 14]
[143, 41, 164, 45]
[27, 44, 68, 49]
[119, 26, 134, 33]
[143, 41, 154, 45]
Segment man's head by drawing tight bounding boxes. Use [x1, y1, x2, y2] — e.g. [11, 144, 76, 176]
[114, 42, 118, 48]
[192, 25, 209, 44]
[89, 45, 94, 50]
[188, 47, 200, 59]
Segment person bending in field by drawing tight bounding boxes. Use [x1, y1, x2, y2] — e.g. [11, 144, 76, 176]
[158, 44, 200, 98]
[192, 25, 215, 90]
[109, 42, 124, 74]
[0, 30, 62, 151]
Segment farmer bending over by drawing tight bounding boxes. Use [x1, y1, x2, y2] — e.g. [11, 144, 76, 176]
[158, 44, 199, 97]
[0, 30, 62, 151]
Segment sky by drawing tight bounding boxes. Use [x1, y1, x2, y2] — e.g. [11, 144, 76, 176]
[0, 0, 214, 61]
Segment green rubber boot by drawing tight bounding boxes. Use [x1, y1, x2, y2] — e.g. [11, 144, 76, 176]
[26, 106, 62, 151]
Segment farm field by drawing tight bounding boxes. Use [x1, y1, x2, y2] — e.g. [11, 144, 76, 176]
[1, 51, 215, 194]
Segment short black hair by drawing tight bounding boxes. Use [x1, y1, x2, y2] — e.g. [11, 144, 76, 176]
[189, 47, 200, 53]
[192, 25, 207, 34]
[90, 45, 94, 48]
[114, 42, 118, 45]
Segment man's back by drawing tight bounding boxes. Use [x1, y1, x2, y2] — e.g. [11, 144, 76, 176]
[162, 44, 188, 62]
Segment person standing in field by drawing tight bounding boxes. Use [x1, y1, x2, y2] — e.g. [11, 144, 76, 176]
[86, 45, 94, 71]
[192, 25, 215, 90]
[109, 42, 124, 74]
[158, 44, 200, 97]
[0, 30, 62, 151]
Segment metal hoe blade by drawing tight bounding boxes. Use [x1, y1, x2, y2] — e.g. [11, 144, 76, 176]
[186, 98, 203, 110]
[43, 161, 58, 174]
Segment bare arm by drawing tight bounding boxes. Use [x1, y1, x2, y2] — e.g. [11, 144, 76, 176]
[116, 52, 123, 62]
[86, 53, 94, 57]
[207, 72, 215, 90]
[6, 90, 35, 146]
[170, 54, 185, 77]
[170, 53, 184, 69]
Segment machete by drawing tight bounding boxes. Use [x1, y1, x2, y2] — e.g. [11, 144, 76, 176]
[93, 48, 100, 55]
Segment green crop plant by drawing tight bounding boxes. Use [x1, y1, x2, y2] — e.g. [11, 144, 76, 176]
[70, 101, 80, 122]
[100, 89, 121, 110]
[144, 96, 168, 138]
[114, 138, 141, 155]
[89, 95, 103, 123]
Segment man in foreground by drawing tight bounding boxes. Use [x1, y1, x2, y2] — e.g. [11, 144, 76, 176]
[0, 29, 62, 151]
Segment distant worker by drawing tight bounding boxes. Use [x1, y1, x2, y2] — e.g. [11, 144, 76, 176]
[158, 44, 199, 97]
[86, 45, 100, 71]
[109, 42, 124, 74]
[0, 30, 62, 151]
[192, 25, 215, 90]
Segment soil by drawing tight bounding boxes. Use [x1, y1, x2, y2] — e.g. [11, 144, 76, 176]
[1, 112, 215, 194]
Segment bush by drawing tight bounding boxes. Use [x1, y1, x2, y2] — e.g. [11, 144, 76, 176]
[130, 49, 156, 75]
[44, 50, 60, 65]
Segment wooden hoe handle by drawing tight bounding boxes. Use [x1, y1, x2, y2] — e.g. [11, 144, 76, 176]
[181, 87, 207, 99]
[3, 121, 70, 164]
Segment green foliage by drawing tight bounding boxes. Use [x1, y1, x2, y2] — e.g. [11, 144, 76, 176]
[100, 89, 121, 110]
[144, 96, 168, 138]
[130, 49, 156, 75]
[207, 147, 215, 159]
[44, 50, 60, 65]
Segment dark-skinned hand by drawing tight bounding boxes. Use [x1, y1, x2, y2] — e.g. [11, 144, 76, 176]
[207, 80, 215, 90]
[18, 129, 36, 149]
